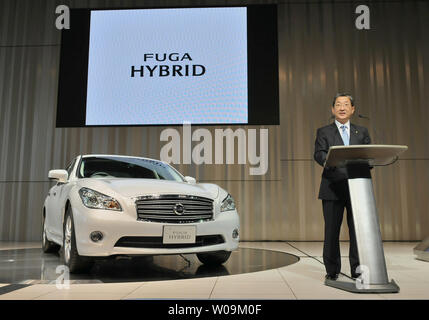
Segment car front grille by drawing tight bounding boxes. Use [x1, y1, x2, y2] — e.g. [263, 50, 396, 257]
[135, 194, 214, 223]
[114, 235, 224, 249]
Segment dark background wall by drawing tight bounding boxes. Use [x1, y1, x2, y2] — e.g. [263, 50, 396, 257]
[0, 0, 428, 241]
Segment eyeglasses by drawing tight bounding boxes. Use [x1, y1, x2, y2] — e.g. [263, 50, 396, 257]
[334, 103, 352, 107]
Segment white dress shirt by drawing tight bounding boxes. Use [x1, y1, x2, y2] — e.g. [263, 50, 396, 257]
[335, 119, 351, 145]
[335, 119, 350, 137]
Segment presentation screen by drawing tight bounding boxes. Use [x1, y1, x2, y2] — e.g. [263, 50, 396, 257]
[57, 5, 279, 127]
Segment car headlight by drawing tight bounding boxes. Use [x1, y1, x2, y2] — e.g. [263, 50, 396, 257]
[220, 194, 236, 212]
[78, 187, 122, 211]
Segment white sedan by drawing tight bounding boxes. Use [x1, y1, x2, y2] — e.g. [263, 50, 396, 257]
[43, 154, 240, 273]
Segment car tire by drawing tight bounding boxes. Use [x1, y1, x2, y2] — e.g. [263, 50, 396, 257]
[63, 206, 93, 273]
[196, 251, 231, 265]
[42, 214, 61, 254]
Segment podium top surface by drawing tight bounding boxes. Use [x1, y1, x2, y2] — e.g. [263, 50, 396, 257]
[325, 144, 408, 167]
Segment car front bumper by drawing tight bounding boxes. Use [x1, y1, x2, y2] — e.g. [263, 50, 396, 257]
[71, 202, 240, 257]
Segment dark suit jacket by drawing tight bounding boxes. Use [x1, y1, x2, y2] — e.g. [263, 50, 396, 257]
[314, 122, 371, 200]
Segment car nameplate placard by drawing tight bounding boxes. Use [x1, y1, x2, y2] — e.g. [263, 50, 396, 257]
[163, 226, 196, 244]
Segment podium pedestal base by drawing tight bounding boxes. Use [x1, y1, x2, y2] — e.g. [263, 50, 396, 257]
[325, 278, 400, 293]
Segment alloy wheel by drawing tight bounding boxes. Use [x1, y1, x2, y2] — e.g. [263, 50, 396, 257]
[42, 218, 47, 247]
[64, 215, 72, 263]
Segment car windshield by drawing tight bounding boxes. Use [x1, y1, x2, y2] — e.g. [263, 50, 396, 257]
[78, 156, 185, 182]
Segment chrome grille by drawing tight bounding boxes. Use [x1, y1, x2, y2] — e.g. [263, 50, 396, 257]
[135, 195, 214, 223]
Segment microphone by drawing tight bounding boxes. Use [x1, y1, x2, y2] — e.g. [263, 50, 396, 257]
[358, 114, 380, 143]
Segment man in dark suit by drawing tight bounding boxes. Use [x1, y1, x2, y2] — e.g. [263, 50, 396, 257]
[314, 93, 371, 281]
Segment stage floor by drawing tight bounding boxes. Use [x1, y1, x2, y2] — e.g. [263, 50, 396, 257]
[0, 241, 427, 300]
[0, 247, 299, 284]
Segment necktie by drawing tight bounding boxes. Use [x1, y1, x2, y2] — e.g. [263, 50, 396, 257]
[340, 125, 349, 146]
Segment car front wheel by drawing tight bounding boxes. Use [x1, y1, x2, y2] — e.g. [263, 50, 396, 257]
[197, 251, 231, 265]
[63, 206, 93, 273]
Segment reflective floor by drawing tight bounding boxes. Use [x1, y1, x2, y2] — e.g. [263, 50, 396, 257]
[0, 247, 299, 284]
[1, 241, 427, 300]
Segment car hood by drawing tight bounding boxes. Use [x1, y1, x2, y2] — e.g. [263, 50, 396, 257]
[77, 178, 219, 199]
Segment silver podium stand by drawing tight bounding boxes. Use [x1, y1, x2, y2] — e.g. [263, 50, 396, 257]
[324, 145, 408, 293]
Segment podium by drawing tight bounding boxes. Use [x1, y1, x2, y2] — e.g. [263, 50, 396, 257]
[324, 144, 408, 293]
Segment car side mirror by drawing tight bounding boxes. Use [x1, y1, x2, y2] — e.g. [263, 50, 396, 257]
[184, 176, 196, 184]
[48, 170, 69, 183]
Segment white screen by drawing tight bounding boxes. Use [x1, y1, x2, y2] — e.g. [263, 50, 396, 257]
[85, 7, 248, 125]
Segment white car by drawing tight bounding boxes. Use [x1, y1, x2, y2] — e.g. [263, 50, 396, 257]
[43, 154, 240, 273]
